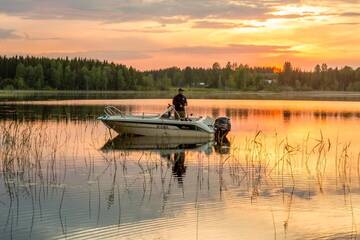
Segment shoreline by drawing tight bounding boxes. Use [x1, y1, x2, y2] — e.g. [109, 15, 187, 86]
[1, 90, 360, 101]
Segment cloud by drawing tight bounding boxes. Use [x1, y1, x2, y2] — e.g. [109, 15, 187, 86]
[42, 50, 152, 61]
[157, 16, 190, 25]
[192, 20, 255, 29]
[1, 0, 355, 26]
[266, 13, 332, 19]
[340, 12, 360, 16]
[109, 28, 177, 34]
[34, 45, 296, 61]
[0, 28, 19, 39]
[328, 22, 360, 26]
[5, 44, 296, 66]
[1, 1, 358, 25]
[22, 32, 62, 41]
[162, 44, 297, 55]
[0, 0, 273, 23]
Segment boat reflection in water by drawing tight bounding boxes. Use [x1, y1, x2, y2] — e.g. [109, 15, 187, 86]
[214, 136, 231, 154]
[101, 135, 230, 184]
[101, 135, 214, 153]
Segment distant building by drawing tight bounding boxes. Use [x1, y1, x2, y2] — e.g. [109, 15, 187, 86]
[264, 79, 276, 84]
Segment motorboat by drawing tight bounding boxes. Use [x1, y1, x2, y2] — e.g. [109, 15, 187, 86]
[97, 105, 225, 138]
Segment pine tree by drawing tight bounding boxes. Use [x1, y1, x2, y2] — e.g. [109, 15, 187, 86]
[34, 64, 44, 89]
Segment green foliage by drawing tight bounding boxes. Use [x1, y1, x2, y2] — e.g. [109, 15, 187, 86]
[3, 84, 14, 90]
[15, 63, 26, 80]
[0, 56, 359, 91]
[15, 77, 27, 89]
[141, 74, 154, 90]
[277, 63, 360, 91]
[34, 64, 44, 89]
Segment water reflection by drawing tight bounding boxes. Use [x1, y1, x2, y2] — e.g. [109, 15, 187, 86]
[3, 102, 360, 123]
[1, 99, 360, 240]
[214, 137, 231, 155]
[102, 135, 231, 187]
[163, 151, 187, 186]
[102, 135, 212, 153]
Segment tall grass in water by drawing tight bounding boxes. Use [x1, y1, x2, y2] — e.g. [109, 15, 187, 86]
[0, 120, 91, 236]
[0, 122, 64, 192]
[2, 120, 360, 239]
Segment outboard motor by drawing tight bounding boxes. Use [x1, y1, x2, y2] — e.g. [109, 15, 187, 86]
[214, 117, 231, 144]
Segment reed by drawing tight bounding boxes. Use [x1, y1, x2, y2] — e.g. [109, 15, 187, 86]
[2, 120, 360, 239]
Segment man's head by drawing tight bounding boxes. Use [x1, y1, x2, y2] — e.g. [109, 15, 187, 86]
[178, 88, 185, 94]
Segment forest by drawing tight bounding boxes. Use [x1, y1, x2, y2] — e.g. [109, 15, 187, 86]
[0, 55, 360, 91]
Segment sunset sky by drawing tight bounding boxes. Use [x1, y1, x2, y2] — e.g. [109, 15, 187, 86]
[0, 0, 359, 70]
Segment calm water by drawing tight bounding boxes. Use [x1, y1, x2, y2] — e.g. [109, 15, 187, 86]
[1, 98, 360, 240]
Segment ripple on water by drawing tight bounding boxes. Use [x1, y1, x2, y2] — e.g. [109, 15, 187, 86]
[2, 99, 360, 239]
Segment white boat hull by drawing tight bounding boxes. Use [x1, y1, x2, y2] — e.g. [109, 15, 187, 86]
[102, 120, 214, 138]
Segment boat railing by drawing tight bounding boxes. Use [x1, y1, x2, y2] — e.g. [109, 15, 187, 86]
[160, 105, 179, 118]
[104, 106, 160, 118]
[104, 106, 125, 117]
[104, 105, 187, 119]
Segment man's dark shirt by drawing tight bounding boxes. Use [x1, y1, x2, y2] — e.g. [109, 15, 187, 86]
[172, 93, 187, 111]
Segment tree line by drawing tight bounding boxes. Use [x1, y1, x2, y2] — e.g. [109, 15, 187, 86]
[279, 62, 360, 91]
[0, 56, 359, 91]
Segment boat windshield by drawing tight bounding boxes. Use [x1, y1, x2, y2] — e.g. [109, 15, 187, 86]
[160, 105, 175, 119]
[159, 105, 198, 121]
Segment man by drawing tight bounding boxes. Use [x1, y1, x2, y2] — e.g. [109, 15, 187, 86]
[172, 88, 187, 120]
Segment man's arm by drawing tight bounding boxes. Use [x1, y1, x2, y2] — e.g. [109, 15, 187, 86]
[184, 96, 188, 106]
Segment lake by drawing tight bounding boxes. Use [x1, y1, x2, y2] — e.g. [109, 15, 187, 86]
[1, 97, 360, 240]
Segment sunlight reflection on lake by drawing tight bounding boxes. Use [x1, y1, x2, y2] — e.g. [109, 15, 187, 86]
[1, 99, 360, 240]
